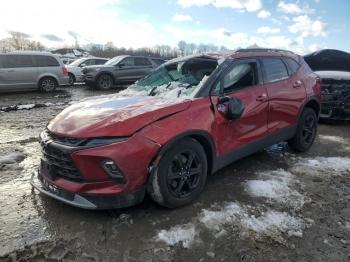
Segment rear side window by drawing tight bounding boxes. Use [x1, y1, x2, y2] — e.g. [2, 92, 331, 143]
[6, 55, 34, 68]
[135, 57, 152, 66]
[152, 59, 165, 66]
[121, 57, 135, 66]
[223, 62, 258, 93]
[0, 55, 4, 68]
[33, 55, 60, 67]
[284, 57, 300, 75]
[262, 57, 288, 83]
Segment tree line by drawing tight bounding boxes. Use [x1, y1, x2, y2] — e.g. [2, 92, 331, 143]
[0, 31, 230, 59]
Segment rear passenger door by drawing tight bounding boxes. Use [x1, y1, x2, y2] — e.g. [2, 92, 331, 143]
[134, 57, 153, 78]
[3, 55, 37, 89]
[261, 56, 306, 134]
[114, 57, 137, 82]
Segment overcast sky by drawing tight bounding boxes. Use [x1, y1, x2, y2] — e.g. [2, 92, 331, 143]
[0, 0, 348, 54]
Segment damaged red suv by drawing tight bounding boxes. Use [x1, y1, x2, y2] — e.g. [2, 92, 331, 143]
[31, 49, 321, 209]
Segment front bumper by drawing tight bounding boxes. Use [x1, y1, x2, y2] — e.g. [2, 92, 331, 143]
[31, 172, 146, 209]
[34, 131, 160, 209]
[320, 102, 350, 120]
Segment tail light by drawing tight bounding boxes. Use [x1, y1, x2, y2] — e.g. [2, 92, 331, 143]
[315, 76, 322, 96]
[62, 66, 68, 76]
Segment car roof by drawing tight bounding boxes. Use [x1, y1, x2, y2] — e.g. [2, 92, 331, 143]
[170, 49, 300, 64]
[4, 51, 56, 56]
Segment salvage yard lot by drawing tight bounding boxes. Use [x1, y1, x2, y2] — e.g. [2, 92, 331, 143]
[0, 86, 349, 261]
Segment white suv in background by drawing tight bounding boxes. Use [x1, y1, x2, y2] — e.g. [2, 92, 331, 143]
[0, 51, 69, 92]
[66, 57, 108, 85]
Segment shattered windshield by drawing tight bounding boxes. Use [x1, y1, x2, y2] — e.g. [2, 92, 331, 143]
[128, 57, 218, 98]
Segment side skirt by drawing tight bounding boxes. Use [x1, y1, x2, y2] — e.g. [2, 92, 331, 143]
[212, 124, 297, 173]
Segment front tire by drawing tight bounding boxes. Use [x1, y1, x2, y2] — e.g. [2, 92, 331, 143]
[39, 77, 57, 92]
[288, 108, 317, 152]
[96, 74, 113, 90]
[148, 138, 208, 208]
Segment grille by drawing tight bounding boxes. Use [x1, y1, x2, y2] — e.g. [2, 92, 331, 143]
[41, 142, 83, 182]
[44, 129, 85, 146]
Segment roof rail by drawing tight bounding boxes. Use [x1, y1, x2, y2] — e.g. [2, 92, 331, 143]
[236, 48, 294, 54]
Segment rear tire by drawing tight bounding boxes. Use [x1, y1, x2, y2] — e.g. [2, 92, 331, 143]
[39, 77, 57, 92]
[96, 74, 113, 90]
[288, 108, 317, 152]
[148, 138, 208, 208]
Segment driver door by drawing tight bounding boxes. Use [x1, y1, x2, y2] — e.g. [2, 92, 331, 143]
[213, 58, 269, 163]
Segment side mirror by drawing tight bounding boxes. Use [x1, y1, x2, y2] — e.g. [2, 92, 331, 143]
[118, 63, 126, 67]
[80, 63, 86, 67]
[218, 96, 244, 120]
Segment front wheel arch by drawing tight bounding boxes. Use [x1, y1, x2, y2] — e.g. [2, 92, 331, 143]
[147, 137, 208, 208]
[148, 131, 216, 176]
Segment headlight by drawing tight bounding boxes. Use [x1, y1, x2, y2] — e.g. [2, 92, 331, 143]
[82, 137, 128, 147]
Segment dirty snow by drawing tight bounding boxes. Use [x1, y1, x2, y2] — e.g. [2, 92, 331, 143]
[293, 157, 350, 175]
[244, 169, 305, 210]
[16, 104, 35, 110]
[156, 223, 197, 248]
[199, 202, 244, 231]
[319, 135, 349, 144]
[199, 202, 307, 242]
[0, 152, 25, 165]
[241, 211, 305, 238]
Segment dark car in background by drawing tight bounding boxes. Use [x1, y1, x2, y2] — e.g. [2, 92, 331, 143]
[67, 57, 109, 86]
[82, 55, 165, 90]
[304, 49, 350, 120]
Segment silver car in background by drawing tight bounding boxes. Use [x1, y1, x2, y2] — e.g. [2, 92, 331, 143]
[66, 57, 108, 86]
[0, 51, 69, 92]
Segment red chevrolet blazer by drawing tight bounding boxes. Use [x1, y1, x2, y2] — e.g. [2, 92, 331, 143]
[31, 49, 321, 209]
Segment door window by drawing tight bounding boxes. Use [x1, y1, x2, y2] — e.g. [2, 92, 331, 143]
[96, 59, 107, 65]
[223, 62, 257, 93]
[121, 57, 135, 66]
[6, 55, 34, 68]
[261, 57, 288, 83]
[135, 57, 152, 66]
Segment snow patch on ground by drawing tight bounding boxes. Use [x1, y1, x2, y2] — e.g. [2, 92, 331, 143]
[17, 104, 35, 110]
[0, 152, 25, 165]
[156, 223, 197, 248]
[241, 211, 305, 238]
[319, 135, 348, 144]
[199, 202, 244, 231]
[292, 157, 350, 175]
[244, 169, 305, 210]
[199, 202, 307, 243]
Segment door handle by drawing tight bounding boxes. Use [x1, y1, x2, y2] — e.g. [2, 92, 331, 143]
[7, 70, 15, 73]
[293, 80, 302, 88]
[256, 93, 268, 101]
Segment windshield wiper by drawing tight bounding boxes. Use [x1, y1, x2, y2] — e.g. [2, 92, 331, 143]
[148, 82, 171, 96]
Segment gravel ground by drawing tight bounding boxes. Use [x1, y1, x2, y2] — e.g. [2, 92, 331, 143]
[0, 86, 349, 262]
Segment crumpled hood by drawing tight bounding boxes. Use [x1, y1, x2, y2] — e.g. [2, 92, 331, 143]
[48, 94, 191, 137]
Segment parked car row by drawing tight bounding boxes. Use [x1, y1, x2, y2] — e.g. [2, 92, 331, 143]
[0, 51, 166, 92]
